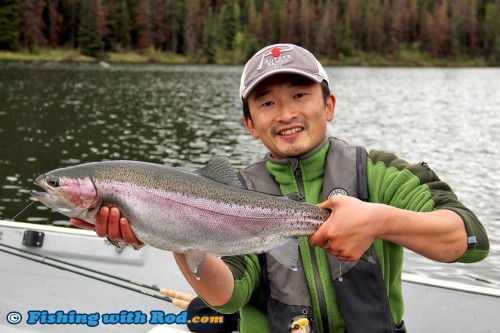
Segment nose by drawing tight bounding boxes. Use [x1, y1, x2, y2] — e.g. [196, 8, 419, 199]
[275, 99, 299, 123]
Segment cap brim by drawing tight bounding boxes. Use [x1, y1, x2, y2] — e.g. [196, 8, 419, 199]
[241, 69, 325, 99]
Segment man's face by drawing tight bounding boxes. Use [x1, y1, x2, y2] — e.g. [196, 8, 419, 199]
[244, 74, 335, 159]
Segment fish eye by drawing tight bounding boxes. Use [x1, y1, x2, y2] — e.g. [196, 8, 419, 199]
[47, 177, 59, 187]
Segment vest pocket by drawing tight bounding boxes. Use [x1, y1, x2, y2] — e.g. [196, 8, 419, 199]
[267, 296, 316, 333]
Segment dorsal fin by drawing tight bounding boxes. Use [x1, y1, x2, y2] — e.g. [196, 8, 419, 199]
[196, 158, 244, 188]
[285, 192, 306, 202]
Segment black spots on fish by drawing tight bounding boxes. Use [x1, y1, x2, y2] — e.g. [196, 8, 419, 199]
[293, 220, 304, 227]
[292, 220, 305, 227]
[108, 188, 119, 198]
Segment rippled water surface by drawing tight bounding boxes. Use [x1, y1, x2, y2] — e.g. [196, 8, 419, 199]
[0, 62, 498, 289]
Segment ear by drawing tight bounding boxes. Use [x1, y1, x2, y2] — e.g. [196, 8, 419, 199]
[325, 93, 336, 122]
[244, 116, 260, 139]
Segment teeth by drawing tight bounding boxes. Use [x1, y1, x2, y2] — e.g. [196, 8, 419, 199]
[280, 128, 303, 136]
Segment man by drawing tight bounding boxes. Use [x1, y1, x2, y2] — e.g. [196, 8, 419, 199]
[72, 44, 489, 332]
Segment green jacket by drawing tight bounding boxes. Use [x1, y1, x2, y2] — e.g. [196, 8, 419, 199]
[212, 139, 489, 333]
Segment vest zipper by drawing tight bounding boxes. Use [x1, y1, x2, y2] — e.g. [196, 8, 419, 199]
[294, 165, 330, 333]
[294, 167, 305, 195]
[309, 245, 330, 333]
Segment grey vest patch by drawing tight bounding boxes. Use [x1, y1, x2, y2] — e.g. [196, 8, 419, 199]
[327, 188, 348, 198]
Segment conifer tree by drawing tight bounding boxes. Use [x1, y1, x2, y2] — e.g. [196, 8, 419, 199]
[483, 1, 500, 64]
[78, 0, 104, 57]
[0, 0, 21, 50]
[108, 0, 131, 50]
[20, 0, 47, 50]
[201, 5, 216, 63]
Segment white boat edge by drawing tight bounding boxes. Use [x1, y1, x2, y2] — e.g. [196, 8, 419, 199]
[0, 219, 97, 236]
[2, 219, 498, 298]
[402, 271, 500, 298]
[1, 219, 499, 333]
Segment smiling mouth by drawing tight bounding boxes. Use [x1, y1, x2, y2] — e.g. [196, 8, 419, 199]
[279, 127, 303, 136]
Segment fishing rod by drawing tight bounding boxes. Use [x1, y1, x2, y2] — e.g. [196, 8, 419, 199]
[0, 242, 173, 303]
[0, 242, 165, 293]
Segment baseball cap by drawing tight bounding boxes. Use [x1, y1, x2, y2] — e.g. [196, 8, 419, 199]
[240, 43, 330, 99]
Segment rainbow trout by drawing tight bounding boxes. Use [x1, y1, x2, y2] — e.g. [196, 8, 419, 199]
[32, 158, 373, 277]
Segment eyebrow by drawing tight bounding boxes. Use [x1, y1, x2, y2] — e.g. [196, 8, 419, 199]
[253, 89, 271, 100]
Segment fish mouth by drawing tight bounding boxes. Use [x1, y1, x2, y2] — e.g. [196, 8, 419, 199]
[30, 188, 78, 216]
[31, 174, 65, 208]
[30, 189, 50, 201]
[30, 178, 59, 207]
[31, 175, 49, 200]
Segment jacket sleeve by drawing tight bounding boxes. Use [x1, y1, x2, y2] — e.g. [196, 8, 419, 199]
[367, 150, 489, 263]
[207, 254, 261, 314]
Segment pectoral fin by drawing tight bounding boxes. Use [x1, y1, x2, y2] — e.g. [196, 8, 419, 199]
[184, 249, 207, 280]
[268, 239, 301, 271]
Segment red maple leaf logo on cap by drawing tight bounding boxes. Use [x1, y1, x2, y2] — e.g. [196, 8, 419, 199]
[271, 47, 281, 57]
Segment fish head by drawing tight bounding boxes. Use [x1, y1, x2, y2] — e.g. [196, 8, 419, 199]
[31, 171, 101, 222]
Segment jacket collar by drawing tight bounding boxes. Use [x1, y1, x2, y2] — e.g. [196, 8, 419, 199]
[265, 138, 329, 183]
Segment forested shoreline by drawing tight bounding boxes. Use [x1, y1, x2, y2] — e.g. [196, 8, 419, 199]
[0, 0, 499, 66]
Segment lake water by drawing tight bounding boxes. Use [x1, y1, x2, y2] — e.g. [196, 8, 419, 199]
[0, 61, 498, 290]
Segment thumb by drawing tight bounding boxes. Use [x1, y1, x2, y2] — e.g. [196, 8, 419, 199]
[317, 195, 342, 209]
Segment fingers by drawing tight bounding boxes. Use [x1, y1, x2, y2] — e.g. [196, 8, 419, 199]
[309, 223, 359, 262]
[107, 207, 122, 240]
[310, 197, 340, 246]
[309, 221, 329, 248]
[95, 207, 110, 237]
[316, 238, 340, 257]
[120, 217, 145, 250]
[86, 206, 144, 250]
[70, 218, 95, 230]
[319, 240, 363, 262]
[318, 240, 358, 261]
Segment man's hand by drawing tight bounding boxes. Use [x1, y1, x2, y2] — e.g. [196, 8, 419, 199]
[310, 195, 468, 263]
[70, 207, 144, 250]
[309, 195, 379, 261]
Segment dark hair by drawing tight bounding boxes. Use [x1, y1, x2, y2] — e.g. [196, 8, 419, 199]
[243, 80, 331, 121]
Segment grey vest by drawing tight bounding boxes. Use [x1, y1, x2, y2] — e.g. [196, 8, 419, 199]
[238, 137, 405, 333]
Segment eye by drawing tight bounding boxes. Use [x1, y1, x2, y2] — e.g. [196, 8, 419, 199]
[47, 177, 59, 187]
[260, 101, 274, 108]
[294, 92, 306, 99]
